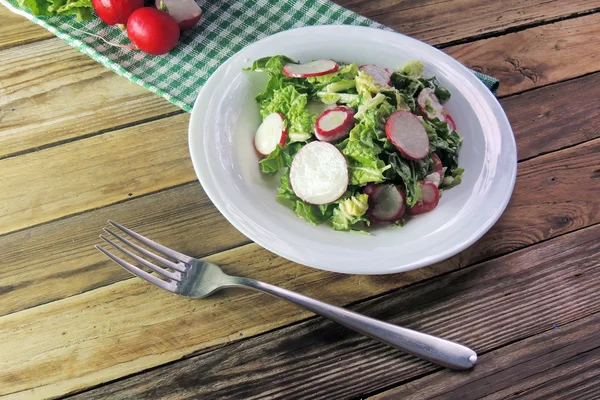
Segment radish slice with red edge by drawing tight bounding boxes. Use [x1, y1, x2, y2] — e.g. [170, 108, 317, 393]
[283, 60, 339, 78]
[417, 88, 446, 121]
[254, 113, 287, 156]
[406, 181, 440, 215]
[314, 106, 355, 142]
[367, 184, 406, 223]
[444, 113, 457, 130]
[386, 110, 430, 160]
[431, 153, 443, 175]
[425, 153, 444, 187]
[156, 0, 202, 31]
[363, 183, 382, 198]
[290, 142, 348, 205]
[359, 64, 391, 86]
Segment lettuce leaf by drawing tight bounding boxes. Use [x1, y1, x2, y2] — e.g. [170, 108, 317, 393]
[317, 92, 360, 107]
[331, 193, 370, 231]
[338, 101, 394, 185]
[401, 60, 425, 78]
[422, 118, 462, 172]
[421, 76, 451, 103]
[259, 143, 302, 175]
[387, 153, 427, 206]
[19, 0, 92, 19]
[260, 85, 314, 135]
[277, 173, 334, 225]
[245, 55, 297, 75]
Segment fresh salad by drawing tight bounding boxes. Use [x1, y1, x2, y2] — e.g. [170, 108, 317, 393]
[246, 56, 464, 232]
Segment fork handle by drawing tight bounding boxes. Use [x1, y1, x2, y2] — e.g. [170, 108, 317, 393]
[234, 277, 477, 370]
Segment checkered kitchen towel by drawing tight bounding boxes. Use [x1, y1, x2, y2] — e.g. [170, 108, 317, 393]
[2, 0, 499, 112]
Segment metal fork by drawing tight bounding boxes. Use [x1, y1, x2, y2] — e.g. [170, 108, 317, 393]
[96, 220, 477, 370]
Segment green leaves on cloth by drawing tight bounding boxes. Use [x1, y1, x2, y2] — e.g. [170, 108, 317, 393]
[18, 0, 92, 20]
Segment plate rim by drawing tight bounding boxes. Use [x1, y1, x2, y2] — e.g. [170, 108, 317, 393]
[189, 25, 517, 275]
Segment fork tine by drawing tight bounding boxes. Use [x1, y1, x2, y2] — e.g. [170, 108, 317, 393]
[95, 245, 177, 292]
[100, 235, 181, 281]
[108, 220, 192, 263]
[104, 227, 186, 272]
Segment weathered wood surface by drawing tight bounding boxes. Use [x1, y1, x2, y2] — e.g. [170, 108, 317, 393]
[447, 13, 600, 96]
[373, 313, 600, 400]
[3, 2, 600, 160]
[70, 224, 600, 399]
[0, 38, 180, 159]
[2, 74, 599, 318]
[0, 1, 599, 398]
[4, 1, 600, 49]
[0, 113, 193, 235]
[337, 0, 600, 45]
[1, 138, 599, 399]
[0, 5, 52, 50]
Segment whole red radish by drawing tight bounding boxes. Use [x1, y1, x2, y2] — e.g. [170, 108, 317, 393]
[92, 0, 144, 26]
[127, 8, 180, 55]
[156, 0, 203, 31]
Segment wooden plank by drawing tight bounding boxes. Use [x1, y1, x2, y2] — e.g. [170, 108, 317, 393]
[3, 1, 600, 50]
[1, 63, 599, 242]
[504, 72, 600, 160]
[2, 5, 600, 159]
[1, 119, 599, 319]
[372, 313, 600, 400]
[0, 4, 52, 50]
[0, 38, 180, 159]
[0, 183, 249, 317]
[0, 244, 459, 399]
[0, 113, 195, 236]
[67, 223, 600, 400]
[0, 138, 599, 399]
[336, 0, 600, 46]
[446, 13, 600, 96]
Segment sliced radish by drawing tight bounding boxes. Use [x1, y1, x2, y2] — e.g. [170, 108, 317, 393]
[406, 181, 440, 215]
[426, 153, 443, 187]
[417, 88, 446, 121]
[254, 113, 287, 156]
[359, 64, 391, 86]
[366, 184, 406, 223]
[314, 106, 355, 142]
[290, 142, 348, 205]
[444, 113, 457, 130]
[157, 0, 202, 31]
[431, 153, 443, 175]
[283, 60, 339, 78]
[425, 172, 441, 187]
[363, 183, 382, 197]
[386, 110, 430, 160]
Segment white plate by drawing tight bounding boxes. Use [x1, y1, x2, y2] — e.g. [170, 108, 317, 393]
[189, 25, 517, 275]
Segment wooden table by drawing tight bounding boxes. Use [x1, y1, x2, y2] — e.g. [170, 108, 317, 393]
[1, 1, 599, 398]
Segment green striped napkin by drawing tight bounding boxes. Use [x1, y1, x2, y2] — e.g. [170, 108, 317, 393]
[2, 0, 499, 112]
